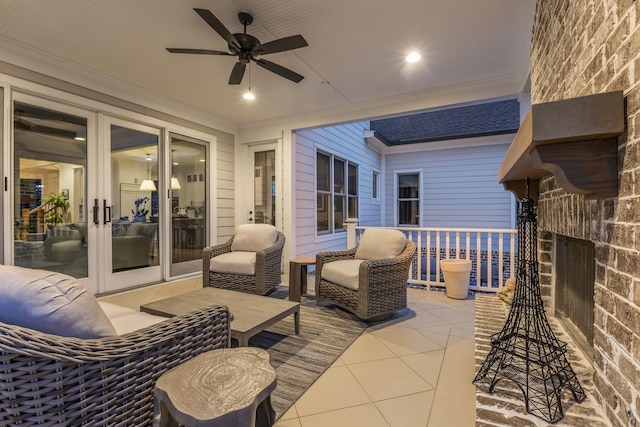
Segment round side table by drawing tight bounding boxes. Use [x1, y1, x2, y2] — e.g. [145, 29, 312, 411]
[153, 347, 277, 427]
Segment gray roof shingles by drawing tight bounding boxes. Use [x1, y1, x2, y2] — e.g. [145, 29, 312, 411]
[370, 99, 520, 145]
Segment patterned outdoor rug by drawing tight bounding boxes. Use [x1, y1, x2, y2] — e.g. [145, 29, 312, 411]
[242, 285, 367, 418]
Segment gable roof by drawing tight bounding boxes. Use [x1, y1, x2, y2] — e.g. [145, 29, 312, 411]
[370, 99, 520, 145]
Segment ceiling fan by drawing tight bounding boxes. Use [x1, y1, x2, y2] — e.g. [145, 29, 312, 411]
[167, 8, 308, 85]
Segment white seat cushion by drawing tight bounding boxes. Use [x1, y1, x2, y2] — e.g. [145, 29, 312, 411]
[321, 259, 363, 290]
[108, 312, 167, 335]
[51, 239, 82, 253]
[231, 224, 277, 252]
[355, 228, 407, 260]
[210, 251, 257, 275]
[0, 265, 117, 338]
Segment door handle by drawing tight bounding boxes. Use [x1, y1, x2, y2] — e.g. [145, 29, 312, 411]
[93, 199, 100, 225]
[103, 200, 111, 224]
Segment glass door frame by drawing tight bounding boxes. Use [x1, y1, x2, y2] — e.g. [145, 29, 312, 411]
[245, 141, 281, 227]
[99, 115, 163, 294]
[3, 81, 217, 293]
[0, 85, 5, 264]
[167, 132, 213, 278]
[7, 92, 98, 291]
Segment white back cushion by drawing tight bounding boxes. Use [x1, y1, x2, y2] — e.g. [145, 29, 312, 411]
[0, 265, 117, 338]
[355, 228, 407, 260]
[231, 224, 278, 252]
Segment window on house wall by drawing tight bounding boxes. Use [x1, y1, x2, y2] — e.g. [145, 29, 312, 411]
[372, 170, 379, 200]
[397, 173, 420, 226]
[316, 151, 358, 234]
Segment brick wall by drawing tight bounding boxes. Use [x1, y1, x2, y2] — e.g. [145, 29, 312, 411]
[531, 1, 640, 425]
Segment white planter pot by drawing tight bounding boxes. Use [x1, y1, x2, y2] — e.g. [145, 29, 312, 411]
[441, 259, 472, 299]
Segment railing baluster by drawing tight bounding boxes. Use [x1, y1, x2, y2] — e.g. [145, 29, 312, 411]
[476, 232, 482, 291]
[498, 232, 504, 289]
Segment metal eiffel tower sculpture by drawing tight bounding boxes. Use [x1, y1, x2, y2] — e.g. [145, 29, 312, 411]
[473, 178, 586, 423]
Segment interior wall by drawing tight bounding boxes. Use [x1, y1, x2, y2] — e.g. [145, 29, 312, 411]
[532, 1, 640, 425]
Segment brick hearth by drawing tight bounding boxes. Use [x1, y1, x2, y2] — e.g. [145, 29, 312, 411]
[474, 293, 610, 426]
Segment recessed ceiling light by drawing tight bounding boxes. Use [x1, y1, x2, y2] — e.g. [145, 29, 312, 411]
[406, 52, 421, 63]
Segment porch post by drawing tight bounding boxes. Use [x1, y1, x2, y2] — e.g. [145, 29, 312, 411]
[344, 218, 359, 248]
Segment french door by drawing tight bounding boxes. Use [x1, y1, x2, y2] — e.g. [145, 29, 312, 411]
[249, 146, 277, 226]
[10, 94, 162, 293]
[100, 117, 162, 292]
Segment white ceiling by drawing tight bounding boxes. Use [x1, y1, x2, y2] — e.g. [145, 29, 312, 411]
[0, 0, 536, 129]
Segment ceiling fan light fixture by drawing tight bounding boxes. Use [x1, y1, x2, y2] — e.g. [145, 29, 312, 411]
[243, 86, 255, 100]
[406, 51, 421, 63]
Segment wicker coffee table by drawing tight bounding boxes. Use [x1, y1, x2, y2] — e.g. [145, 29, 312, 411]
[141, 287, 300, 346]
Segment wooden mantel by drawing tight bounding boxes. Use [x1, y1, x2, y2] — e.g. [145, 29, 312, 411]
[498, 91, 625, 200]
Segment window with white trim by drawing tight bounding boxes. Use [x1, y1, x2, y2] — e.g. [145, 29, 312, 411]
[372, 170, 380, 200]
[397, 173, 420, 226]
[317, 151, 358, 234]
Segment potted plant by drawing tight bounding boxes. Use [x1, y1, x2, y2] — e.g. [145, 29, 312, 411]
[42, 191, 70, 227]
[132, 197, 149, 222]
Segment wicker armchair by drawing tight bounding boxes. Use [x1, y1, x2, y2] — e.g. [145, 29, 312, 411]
[203, 230, 285, 295]
[0, 304, 230, 426]
[316, 237, 416, 321]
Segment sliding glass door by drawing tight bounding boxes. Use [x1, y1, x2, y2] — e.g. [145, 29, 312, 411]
[8, 93, 211, 293]
[12, 99, 89, 279]
[10, 95, 165, 293]
[103, 118, 162, 292]
[170, 133, 208, 277]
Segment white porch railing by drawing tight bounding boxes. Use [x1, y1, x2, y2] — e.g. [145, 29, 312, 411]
[347, 222, 517, 293]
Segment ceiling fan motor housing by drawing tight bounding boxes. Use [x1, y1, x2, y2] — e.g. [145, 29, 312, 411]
[232, 33, 261, 58]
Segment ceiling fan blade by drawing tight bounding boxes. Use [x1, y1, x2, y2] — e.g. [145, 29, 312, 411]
[14, 120, 77, 139]
[255, 35, 308, 56]
[166, 48, 232, 55]
[229, 62, 246, 85]
[193, 8, 241, 51]
[255, 59, 304, 83]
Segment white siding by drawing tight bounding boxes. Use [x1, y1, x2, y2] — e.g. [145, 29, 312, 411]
[294, 121, 382, 257]
[214, 131, 235, 242]
[385, 142, 512, 229]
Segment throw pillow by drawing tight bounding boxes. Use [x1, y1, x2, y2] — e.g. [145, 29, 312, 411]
[0, 265, 117, 338]
[355, 228, 407, 260]
[231, 224, 278, 252]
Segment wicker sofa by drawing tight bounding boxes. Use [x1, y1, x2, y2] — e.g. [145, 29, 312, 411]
[203, 224, 285, 295]
[0, 267, 231, 426]
[316, 229, 416, 321]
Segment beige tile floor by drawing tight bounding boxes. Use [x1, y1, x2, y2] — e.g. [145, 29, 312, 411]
[99, 277, 477, 427]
